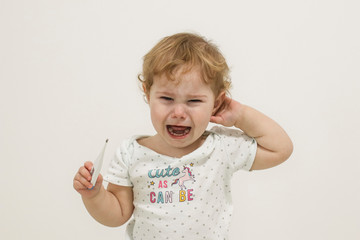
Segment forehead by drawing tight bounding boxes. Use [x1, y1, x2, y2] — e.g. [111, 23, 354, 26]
[152, 66, 213, 94]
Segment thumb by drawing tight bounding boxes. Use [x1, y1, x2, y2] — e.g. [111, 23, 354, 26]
[94, 173, 104, 188]
[89, 173, 104, 191]
[96, 173, 103, 185]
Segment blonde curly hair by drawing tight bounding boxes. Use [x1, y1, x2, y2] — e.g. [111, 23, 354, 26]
[138, 32, 231, 98]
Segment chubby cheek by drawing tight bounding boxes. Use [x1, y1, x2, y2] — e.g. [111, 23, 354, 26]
[150, 104, 167, 127]
[189, 108, 213, 127]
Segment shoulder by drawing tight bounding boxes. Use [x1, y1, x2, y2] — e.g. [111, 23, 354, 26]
[136, 135, 153, 150]
[208, 126, 256, 148]
[208, 125, 251, 140]
[208, 126, 257, 171]
[116, 135, 149, 161]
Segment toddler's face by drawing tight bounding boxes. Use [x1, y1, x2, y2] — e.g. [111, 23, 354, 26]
[147, 66, 217, 154]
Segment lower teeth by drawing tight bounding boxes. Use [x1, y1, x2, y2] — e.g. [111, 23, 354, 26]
[169, 127, 190, 136]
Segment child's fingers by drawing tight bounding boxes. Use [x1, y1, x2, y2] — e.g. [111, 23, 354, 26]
[73, 162, 104, 198]
[210, 115, 223, 124]
[73, 178, 90, 191]
[74, 171, 93, 190]
[79, 166, 92, 181]
[84, 161, 93, 171]
[73, 163, 94, 191]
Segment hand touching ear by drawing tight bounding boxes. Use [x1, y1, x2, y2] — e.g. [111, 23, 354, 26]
[210, 96, 243, 127]
[212, 99, 294, 170]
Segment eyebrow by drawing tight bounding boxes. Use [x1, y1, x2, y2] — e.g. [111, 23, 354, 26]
[187, 94, 208, 99]
[156, 91, 173, 96]
[156, 91, 208, 99]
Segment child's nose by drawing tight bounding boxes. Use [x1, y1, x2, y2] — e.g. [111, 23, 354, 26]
[171, 104, 187, 119]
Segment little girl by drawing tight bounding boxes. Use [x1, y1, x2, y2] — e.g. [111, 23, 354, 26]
[73, 32, 293, 240]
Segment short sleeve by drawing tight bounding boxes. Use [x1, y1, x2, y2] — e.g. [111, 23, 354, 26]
[211, 126, 257, 172]
[103, 140, 133, 186]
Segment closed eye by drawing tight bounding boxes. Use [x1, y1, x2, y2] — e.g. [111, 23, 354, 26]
[188, 99, 202, 103]
[160, 96, 173, 101]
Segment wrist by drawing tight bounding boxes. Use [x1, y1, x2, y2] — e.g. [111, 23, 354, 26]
[233, 102, 245, 129]
[82, 185, 106, 203]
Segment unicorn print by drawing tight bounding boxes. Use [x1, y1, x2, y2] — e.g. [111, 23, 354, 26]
[171, 166, 195, 190]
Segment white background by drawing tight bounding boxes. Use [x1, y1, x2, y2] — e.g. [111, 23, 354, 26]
[1, 0, 359, 239]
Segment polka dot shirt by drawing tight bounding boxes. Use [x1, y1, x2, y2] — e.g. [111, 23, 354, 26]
[104, 126, 257, 240]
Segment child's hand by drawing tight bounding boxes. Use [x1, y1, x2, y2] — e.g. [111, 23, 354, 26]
[73, 161, 103, 199]
[210, 96, 242, 127]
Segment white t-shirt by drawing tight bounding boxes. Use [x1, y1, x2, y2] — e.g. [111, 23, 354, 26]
[104, 126, 257, 240]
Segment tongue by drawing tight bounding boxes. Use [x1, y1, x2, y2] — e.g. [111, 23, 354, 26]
[171, 126, 188, 131]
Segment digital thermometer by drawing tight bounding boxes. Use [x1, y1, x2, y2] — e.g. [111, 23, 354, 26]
[90, 139, 108, 189]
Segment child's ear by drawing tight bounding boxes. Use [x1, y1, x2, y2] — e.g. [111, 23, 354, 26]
[212, 91, 226, 115]
[142, 83, 150, 103]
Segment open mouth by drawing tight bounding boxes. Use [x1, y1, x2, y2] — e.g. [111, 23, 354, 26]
[167, 125, 191, 137]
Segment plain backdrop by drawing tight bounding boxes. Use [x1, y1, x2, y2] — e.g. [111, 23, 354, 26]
[1, 0, 359, 239]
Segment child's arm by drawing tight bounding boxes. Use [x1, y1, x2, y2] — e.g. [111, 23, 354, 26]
[73, 161, 134, 226]
[211, 96, 293, 170]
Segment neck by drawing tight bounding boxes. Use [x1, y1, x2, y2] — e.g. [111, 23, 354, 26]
[138, 134, 205, 158]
